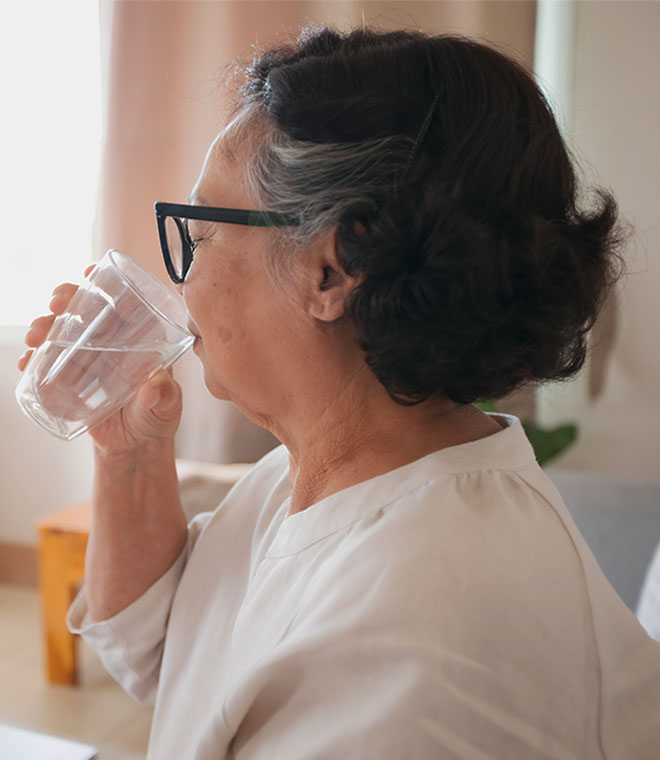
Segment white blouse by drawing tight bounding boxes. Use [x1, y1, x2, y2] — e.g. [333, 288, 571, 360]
[67, 414, 660, 759]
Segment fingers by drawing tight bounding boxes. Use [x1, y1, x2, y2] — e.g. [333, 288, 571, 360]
[18, 268, 91, 373]
[24, 314, 56, 347]
[19, 282, 79, 368]
[17, 349, 34, 372]
[49, 283, 79, 315]
[24, 283, 79, 346]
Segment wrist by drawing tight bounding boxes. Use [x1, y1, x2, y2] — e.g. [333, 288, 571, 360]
[92, 436, 182, 527]
[93, 436, 176, 473]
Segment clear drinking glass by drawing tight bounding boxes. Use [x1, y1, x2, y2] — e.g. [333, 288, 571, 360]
[15, 249, 194, 440]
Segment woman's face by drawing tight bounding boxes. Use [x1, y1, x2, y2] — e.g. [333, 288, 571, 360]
[181, 133, 311, 422]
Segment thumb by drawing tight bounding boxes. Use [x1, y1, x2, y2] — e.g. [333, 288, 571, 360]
[138, 370, 178, 412]
[133, 369, 183, 434]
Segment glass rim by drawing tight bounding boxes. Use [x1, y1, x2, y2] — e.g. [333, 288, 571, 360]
[106, 249, 192, 336]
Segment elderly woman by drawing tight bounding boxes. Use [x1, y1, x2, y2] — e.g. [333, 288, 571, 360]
[21, 26, 660, 759]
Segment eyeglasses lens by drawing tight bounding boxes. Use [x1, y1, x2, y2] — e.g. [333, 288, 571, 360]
[164, 216, 185, 279]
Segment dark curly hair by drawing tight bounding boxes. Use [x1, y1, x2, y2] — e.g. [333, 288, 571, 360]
[233, 26, 626, 405]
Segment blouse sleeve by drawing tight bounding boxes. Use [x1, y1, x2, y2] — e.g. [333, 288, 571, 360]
[66, 511, 212, 705]
[225, 637, 452, 759]
[225, 621, 660, 760]
[225, 633, 571, 760]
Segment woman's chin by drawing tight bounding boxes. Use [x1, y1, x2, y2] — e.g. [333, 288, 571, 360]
[191, 345, 228, 399]
[200, 367, 231, 401]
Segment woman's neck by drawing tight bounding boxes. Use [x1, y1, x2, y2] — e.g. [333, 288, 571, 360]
[273, 373, 503, 515]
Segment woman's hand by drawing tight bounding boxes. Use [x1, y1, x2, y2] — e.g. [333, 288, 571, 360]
[19, 266, 183, 456]
[21, 268, 188, 622]
[18, 279, 82, 372]
[89, 367, 183, 456]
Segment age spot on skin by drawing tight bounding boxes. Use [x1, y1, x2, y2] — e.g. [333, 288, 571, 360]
[216, 325, 233, 342]
[231, 258, 252, 280]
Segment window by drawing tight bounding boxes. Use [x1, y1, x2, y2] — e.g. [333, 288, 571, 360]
[0, 1, 101, 326]
[534, 0, 576, 138]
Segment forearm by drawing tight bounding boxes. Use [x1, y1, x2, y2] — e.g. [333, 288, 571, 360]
[85, 439, 188, 622]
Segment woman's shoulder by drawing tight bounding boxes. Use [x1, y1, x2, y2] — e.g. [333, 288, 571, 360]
[362, 460, 585, 586]
[290, 455, 600, 651]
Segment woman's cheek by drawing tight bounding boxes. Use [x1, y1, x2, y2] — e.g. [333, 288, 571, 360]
[214, 324, 234, 344]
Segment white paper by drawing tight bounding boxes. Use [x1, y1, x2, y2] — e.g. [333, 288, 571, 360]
[0, 723, 97, 760]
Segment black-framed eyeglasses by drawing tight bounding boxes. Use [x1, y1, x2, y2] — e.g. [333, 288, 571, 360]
[155, 202, 299, 284]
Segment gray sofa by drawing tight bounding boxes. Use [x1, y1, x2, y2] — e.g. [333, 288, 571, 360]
[547, 468, 660, 627]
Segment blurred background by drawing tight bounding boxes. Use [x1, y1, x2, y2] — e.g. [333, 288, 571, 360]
[0, 0, 658, 754]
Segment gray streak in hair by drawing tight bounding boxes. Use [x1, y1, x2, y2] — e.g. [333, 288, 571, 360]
[234, 102, 415, 254]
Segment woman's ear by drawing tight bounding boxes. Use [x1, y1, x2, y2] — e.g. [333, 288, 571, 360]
[305, 228, 362, 323]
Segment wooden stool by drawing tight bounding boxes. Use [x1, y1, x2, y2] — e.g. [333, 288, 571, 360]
[35, 502, 91, 686]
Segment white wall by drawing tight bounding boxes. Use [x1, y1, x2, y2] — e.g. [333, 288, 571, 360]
[540, 0, 660, 477]
[0, 328, 93, 545]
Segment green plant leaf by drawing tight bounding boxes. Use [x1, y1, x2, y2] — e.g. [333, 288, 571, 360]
[474, 401, 578, 466]
[521, 421, 578, 467]
[474, 400, 497, 413]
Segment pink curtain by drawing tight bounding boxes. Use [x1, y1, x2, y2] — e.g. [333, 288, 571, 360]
[96, 0, 538, 463]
